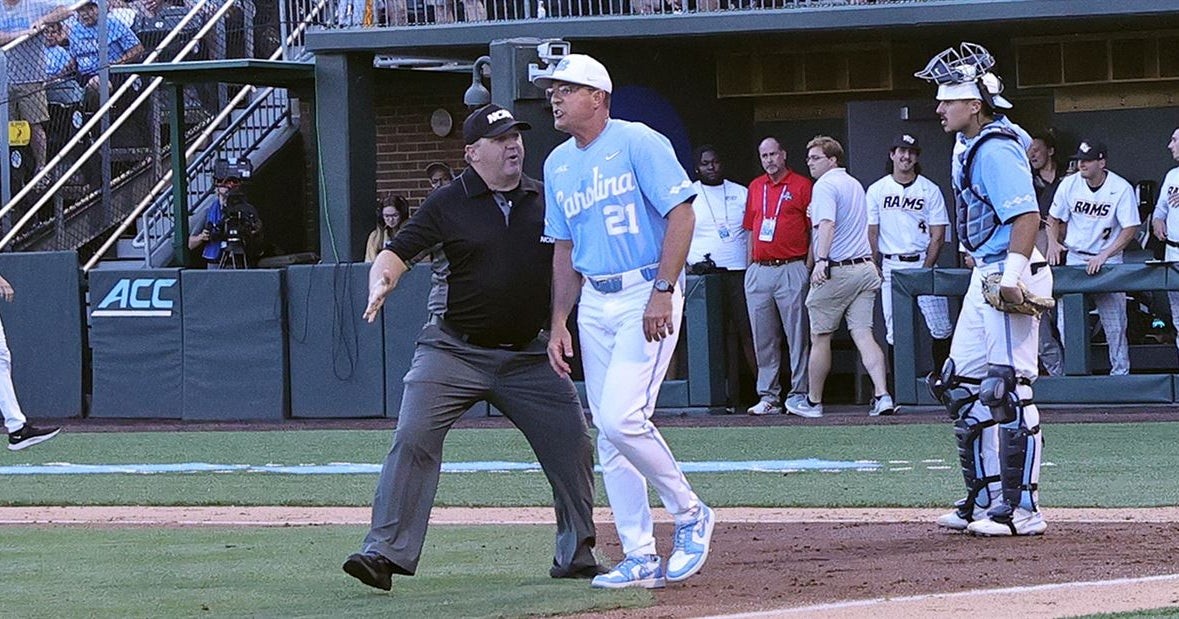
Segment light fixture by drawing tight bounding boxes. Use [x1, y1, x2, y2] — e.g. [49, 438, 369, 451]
[463, 55, 492, 108]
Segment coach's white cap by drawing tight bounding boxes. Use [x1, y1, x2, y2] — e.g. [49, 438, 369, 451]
[936, 73, 1012, 109]
[531, 54, 613, 94]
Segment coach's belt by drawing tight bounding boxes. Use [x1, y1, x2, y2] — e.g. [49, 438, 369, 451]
[755, 257, 805, 266]
[830, 256, 873, 267]
[1065, 248, 1098, 257]
[586, 265, 660, 294]
[432, 317, 533, 351]
[882, 253, 922, 262]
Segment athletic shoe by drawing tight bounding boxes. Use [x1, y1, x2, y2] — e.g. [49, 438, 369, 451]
[967, 507, 1047, 537]
[936, 500, 987, 531]
[7, 424, 61, 451]
[746, 400, 782, 416]
[591, 555, 666, 589]
[785, 398, 823, 418]
[868, 394, 896, 417]
[667, 504, 715, 583]
[343, 552, 395, 591]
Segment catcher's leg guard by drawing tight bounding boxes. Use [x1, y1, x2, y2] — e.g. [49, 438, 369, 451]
[979, 364, 1017, 424]
[929, 360, 998, 525]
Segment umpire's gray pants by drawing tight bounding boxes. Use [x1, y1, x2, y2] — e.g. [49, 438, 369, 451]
[361, 324, 598, 576]
[744, 261, 810, 403]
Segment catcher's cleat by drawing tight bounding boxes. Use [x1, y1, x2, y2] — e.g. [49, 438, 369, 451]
[967, 507, 1047, 537]
[936, 500, 988, 531]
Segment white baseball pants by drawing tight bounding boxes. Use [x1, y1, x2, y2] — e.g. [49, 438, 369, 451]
[0, 314, 27, 434]
[578, 273, 700, 558]
[1057, 253, 1128, 375]
[880, 254, 953, 345]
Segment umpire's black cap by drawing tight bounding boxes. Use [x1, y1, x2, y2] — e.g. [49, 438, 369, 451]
[890, 133, 921, 152]
[463, 104, 531, 145]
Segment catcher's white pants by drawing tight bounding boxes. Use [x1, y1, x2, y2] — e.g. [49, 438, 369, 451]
[1057, 253, 1128, 375]
[577, 272, 700, 558]
[880, 254, 953, 344]
[0, 314, 27, 434]
[950, 251, 1050, 511]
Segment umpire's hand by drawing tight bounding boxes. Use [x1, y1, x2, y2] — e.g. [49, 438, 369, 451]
[363, 271, 395, 323]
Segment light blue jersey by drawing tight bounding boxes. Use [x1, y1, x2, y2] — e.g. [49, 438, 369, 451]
[544, 119, 696, 277]
[952, 115, 1037, 263]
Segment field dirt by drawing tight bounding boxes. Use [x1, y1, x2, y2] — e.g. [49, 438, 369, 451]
[4, 505, 1179, 617]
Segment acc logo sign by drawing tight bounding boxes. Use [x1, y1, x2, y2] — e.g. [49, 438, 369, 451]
[92, 278, 178, 317]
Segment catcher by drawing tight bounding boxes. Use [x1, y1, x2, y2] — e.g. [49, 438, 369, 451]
[918, 42, 1053, 537]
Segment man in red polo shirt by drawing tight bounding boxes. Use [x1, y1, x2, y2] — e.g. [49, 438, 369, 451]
[742, 137, 815, 417]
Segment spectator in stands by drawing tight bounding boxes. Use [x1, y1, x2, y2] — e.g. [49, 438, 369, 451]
[365, 194, 409, 262]
[1, 0, 70, 175]
[686, 145, 756, 411]
[426, 161, 454, 192]
[42, 21, 82, 106]
[789, 135, 893, 419]
[0, 272, 61, 451]
[70, 0, 145, 111]
[1027, 131, 1065, 376]
[189, 162, 262, 269]
[743, 137, 812, 416]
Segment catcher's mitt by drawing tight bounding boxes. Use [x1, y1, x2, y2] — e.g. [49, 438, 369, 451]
[981, 273, 1055, 317]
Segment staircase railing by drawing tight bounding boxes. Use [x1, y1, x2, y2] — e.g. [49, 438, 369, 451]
[82, 0, 331, 272]
[0, 0, 247, 250]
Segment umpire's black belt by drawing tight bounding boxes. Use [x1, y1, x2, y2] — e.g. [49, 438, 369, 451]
[432, 317, 533, 351]
[882, 253, 922, 262]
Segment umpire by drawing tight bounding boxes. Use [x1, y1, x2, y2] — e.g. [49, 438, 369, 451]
[343, 104, 603, 591]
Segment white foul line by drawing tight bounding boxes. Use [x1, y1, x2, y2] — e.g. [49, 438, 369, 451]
[699, 573, 1179, 619]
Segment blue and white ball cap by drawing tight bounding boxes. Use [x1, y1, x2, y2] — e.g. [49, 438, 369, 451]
[531, 54, 613, 94]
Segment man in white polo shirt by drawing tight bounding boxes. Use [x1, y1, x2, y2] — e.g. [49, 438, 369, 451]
[787, 136, 894, 418]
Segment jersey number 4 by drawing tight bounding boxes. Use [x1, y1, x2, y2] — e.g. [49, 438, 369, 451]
[604, 203, 640, 236]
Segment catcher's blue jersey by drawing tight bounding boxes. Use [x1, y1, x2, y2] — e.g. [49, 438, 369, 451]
[952, 115, 1037, 263]
[543, 119, 695, 277]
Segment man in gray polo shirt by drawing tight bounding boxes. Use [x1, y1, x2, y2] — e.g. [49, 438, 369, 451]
[787, 136, 894, 418]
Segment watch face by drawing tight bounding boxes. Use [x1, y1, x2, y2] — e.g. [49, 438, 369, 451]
[655, 279, 673, 292]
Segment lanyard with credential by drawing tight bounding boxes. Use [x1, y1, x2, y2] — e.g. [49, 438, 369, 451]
[698, 183, 730, 229]
[762, 182, 789, 223]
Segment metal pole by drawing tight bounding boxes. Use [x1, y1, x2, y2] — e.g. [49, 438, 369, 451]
[0, 50, 11, 223]
[169, 85, 190, 267]
[98, 0, 113, 220]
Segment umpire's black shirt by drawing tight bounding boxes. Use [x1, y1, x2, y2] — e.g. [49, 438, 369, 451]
[385, 167, 552, 347]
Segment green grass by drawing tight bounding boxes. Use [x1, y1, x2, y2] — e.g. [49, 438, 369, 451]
[0, 525, 650, 619]
[4, 423, 1179, 507]
[1073, 610, 1179, 619]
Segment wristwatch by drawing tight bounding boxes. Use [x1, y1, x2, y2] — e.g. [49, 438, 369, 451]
[653, 278, 675, 294]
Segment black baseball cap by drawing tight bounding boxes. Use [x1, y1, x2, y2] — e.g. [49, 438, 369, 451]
[463, 104, 530, 145]
[1072, 140, 1107, 161]
[890, 133, 921, 152]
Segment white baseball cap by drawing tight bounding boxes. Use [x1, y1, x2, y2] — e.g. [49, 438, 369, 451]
[531, 54, 613, 94]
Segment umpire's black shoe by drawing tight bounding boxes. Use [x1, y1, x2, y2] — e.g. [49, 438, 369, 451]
[8, 424, 61, 451]
[551, 563, 610, 579]
[343, 552, 394, 591]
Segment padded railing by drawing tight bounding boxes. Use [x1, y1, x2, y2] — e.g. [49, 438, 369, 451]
[892, 261, 1179, 406]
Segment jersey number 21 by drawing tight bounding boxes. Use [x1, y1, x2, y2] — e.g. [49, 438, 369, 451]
[604, 203, 639, 236]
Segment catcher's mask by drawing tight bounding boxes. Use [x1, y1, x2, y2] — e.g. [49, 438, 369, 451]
[915, 42, 1012, 110]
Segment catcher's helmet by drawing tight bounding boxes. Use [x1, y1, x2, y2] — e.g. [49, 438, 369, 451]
[915, 42, 1011, 109]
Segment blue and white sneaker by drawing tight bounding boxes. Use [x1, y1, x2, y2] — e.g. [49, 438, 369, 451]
[666, 504, 715, 583]
[591, 554, 666, 589]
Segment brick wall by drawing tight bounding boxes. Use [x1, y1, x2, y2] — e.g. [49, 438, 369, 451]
[372, 71, 470, 210]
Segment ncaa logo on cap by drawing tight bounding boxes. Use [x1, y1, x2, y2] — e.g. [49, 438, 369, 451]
[486, 108, 514, 124]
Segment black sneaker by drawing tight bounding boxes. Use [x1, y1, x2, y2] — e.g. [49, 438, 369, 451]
[8, 424, 61, 451]
[342, 552, 394, 591]
[550, 563, 610, 579]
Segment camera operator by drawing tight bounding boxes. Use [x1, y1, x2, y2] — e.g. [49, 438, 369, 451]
[188, 167, 262, 269]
